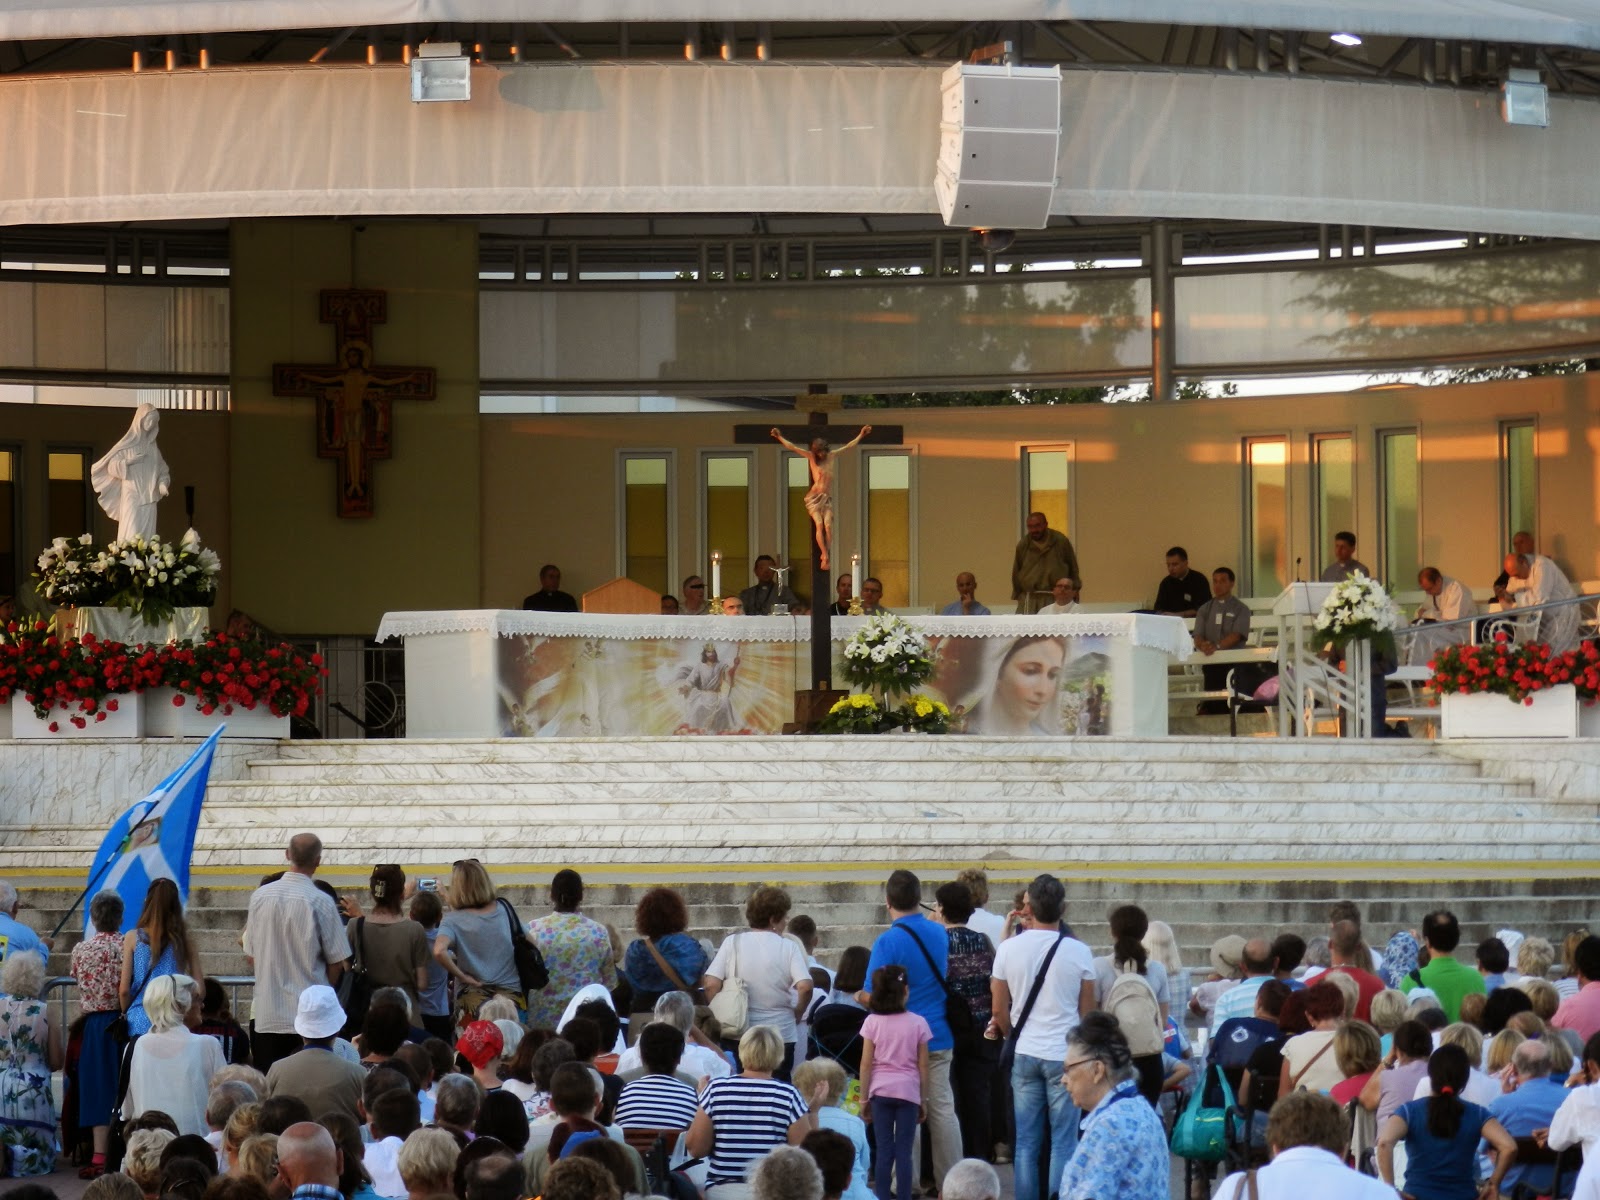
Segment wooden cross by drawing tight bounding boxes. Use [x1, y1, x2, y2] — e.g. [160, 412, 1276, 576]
[272, 289, 437, 519]
[733, 387, 902, 694]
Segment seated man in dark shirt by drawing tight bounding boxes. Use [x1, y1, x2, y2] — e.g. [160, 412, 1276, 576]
[1153, 546, 1212, 617]
[523, 563, 578, 612]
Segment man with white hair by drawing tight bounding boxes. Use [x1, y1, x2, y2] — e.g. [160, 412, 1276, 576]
[1489, 1039, 1569, 1197]
[939, 1158, 1001, 1200]
[275, 1121, 344, 1199]
[0, 879, 49, 962]
[613, 990, 730, 1082]
[1498, 546, 1580, 652]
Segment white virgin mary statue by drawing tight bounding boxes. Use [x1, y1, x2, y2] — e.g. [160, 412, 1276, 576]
[91, 404, 171, 543]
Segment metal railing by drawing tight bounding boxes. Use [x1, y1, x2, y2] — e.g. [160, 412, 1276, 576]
[1393, 590, 1600, 662]
[43, 974, 256, 1033]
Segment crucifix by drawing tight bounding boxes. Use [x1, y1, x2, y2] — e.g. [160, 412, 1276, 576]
[733, 385, 902, 696]
[272, 289, 437, 519]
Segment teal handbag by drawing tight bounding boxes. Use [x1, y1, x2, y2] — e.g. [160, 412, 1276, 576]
[1170, 1063, 1235, 1162]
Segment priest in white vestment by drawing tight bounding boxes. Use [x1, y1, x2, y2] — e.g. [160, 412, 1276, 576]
[1406, 567, 1480, 665]
[1502, 552, 1580, 653]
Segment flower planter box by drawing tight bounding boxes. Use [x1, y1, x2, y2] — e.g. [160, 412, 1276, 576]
[1440, 683, 1578, 740]
[7, 692, 144, 738]
[144, 688, 291, 739]
[1581, 699, 1600, 739]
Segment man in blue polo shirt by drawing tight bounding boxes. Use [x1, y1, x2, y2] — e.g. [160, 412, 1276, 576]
[1487, 1039, 1570, 1197]
[860, 869, 961, 1189]
[0, 880, 48, 964]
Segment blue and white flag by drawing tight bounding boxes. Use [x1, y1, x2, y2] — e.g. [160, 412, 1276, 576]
[85, 726, 224, 935]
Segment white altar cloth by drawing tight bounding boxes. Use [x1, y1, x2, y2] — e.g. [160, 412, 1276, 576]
[378, 610, 1188, 739]
[377, 610, 1192, 655]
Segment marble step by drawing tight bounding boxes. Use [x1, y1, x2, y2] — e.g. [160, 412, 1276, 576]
[176, 828, 1600, 863]
[177, 804, 1556, 838]
[265, 736, 1463, 764]
[235, 763, 1502, 788]
[200, 778, 1532, 806]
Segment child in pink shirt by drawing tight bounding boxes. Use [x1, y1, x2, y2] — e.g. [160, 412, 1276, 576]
[860, 966, 932, 1200]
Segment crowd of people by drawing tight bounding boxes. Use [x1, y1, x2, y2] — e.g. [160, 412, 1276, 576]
[3, 849, 1600, 1200]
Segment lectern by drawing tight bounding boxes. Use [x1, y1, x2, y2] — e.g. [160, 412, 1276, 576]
[1273, 583, 1372, 738]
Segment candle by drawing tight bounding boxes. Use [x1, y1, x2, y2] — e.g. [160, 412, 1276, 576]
[711, 551, 722, 598]
[851, 554, 861, 599]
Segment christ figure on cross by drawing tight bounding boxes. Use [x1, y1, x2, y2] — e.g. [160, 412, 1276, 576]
[770, 424, 871, 571]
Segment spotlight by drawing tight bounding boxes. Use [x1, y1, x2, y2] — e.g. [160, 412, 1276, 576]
[1329, 32, 1363, 47]
[410, 41, 471, 103]
[1501, 67, 1549, 127]
[975, 228, 1016, 253]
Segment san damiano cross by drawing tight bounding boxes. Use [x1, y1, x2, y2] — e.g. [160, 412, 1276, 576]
[272, 289, 436, 518]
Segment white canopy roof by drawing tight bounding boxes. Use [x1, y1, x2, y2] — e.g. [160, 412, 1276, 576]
[3, 1, 1598, 50]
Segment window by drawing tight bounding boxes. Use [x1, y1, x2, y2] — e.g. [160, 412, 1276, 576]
[1022, 445, 1071, 536]
[1312, 434, 1354, 561]
[701, 452, 753, 597]
[1378, 428, 1420, 587]
[1501, 420, 1536, 548]
[864, 451, 913, 608]
[782, 454, 814, 604]
[1243, 437, 1289, 595]
[618, 452, 673, 595]
[0, 447, 17, 601]
[46, 448, 91, 542]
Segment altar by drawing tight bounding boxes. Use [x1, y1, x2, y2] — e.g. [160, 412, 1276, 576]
[376, 610, 1191, 738]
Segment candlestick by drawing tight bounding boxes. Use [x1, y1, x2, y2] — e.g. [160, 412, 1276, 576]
[851, 554, 861, 599]
[710, 551, 722, 603]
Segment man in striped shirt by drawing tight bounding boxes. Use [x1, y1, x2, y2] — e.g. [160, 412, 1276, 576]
[243, 833, 352, 1072]
[615, 1024, 700, 1130]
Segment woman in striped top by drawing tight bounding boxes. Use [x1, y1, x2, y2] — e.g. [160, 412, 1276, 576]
[687, 1025, 821, 1191]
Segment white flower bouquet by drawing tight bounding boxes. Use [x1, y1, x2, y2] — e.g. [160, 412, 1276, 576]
[35, 533, 108, 606]
[35, 528, 221, 623]
[841, 613, 935, 698]
[1313, 572, 1398, 656]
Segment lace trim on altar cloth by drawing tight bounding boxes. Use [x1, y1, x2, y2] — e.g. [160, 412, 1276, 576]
[375, 610, 1192, 659]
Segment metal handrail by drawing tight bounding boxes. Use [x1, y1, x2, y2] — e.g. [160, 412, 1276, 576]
[43, 973, 256, 1033]
[1392, 590, 1600, 649]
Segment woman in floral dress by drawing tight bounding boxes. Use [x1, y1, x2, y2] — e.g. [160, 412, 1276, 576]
[526, 870, 616, 1032]
[0, 950, 62, 1178]
[70, 890, 126, 1178]
[120, 877, 202, 1036]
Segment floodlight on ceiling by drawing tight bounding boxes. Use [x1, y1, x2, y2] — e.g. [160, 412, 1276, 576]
[1329, 32, 1363, 47]
[1501, 67, 1550, 127]
[411, 42, 470, 103]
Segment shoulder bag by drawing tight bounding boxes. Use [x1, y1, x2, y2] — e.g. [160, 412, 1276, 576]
[336, 917, 373, 1037]
[902, 922, 977, 1052]
[501, 899, 550, 993]
[1230, 1168, 1259, 1200]
[1171, 1062, 1235, 1162]
[998, 931, 1067, 1076]
[707, 934, 750, 1037]
[644, 936, 707, 1005]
